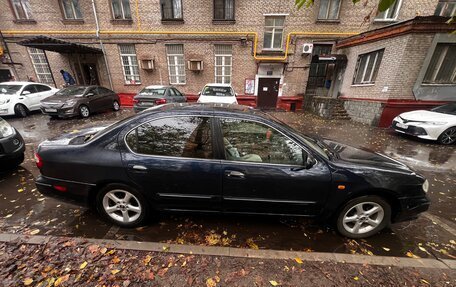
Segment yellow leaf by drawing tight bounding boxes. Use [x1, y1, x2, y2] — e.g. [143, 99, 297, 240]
[294, 257, 303, 264]
[79, 261, 88, 269]
[206, 278, 217, 287]
[111, 269, 120, 275]
[246, 238, 259, 250]
[144, 255, 152, 265]
[162, 246, 170, 252]
[106, 249, 115, 255]
[30, 229, 40, 235]
[54, 274, 69, 286]
[353, 276, 359, 281]
[418, 246, 428, 253]
[420, 279, 430, 285]
[269, 280, 279, 286]
[215, 275, 221, 283]
[18, 188, 24, 193]
[23, 278, 33, 286]
[112, 256, 120, 264]
[406, 251, 420, 259]
[100, 247, 107, 254]
[382, 247, 390, 251]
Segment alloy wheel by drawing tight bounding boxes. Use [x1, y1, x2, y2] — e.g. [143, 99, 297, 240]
[440, 128, 456, 145]
[15, 105, 27, 117]
[113, 101, 120, 111]
[79, 106, 90, 118]
[342, 202, 384, 235]
[102, 189, 142, 224]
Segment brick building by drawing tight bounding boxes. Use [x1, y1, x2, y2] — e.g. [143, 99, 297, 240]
[0, 0, 454, 124]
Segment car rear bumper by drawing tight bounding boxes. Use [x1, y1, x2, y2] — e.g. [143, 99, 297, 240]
[393, 195, 430, 223]
[35, 175, 93, 207]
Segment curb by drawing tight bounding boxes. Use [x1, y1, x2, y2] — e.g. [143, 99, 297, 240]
[0, 233, 453, 270]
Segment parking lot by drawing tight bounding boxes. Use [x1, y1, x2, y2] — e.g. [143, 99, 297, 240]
[1, 108, 455, 260]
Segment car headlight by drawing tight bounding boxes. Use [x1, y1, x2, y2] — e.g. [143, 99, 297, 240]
[63, 99, 76, 108]
[422, 179, 429, 193]
[0, 118, 15, 138]
[0, 99, 10, 105]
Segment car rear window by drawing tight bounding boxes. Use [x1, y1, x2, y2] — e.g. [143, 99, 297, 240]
[139, 88, 166, 96]
[202, 86, 233, 97]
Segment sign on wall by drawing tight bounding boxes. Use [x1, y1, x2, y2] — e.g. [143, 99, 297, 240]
[244, 79, 255, 94]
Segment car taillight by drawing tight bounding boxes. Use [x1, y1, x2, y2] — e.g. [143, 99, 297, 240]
[133, 99, 139, 104]
[34, 153, 43, 169]
[155, 98, 167, 105]
[53, 185, 67, 192]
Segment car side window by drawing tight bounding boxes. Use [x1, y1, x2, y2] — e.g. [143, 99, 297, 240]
[126, 116, 213, 159]
[98, 87, 113, 94]
[220, 118, 304, 165]
[22, 85, 37, 95]
[36, 85, 51, 92]
[168, 88, 177, 97]
[86, 87, 98, 96]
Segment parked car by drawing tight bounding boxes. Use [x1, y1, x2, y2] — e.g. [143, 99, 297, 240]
[133, 85, 186, 113]
[0, 117, 25, 170]
[392, 103, 456, 145]
[34, 103, 430, 238]
[197, 83, 238, 104]
[40, 85, 120, 118]
[0, 81, 58, 117]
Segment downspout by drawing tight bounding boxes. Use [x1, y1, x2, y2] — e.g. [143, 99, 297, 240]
[91, 0, 113, 90]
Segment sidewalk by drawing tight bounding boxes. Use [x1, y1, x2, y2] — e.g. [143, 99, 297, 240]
[0, 234, 454, 287]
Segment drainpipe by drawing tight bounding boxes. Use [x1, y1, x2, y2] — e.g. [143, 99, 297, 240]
[91, 0, 113, 90]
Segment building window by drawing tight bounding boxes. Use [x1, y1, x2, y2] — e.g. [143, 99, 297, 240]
[166, 44, 186, 84]
[214, 44, 232, 84]
[213, 0, 234, 20]
[161, 0, 183, 20]
[423, 44, 456, 85]
[28, 48, 53, 85]
[111, 0, 131, 20]
[10, 0, 33, 20]
[353, 49, 384, 85]
[318, 0, 341, 20]
[375, 0, 402, 21]
[263, 16, 285, 50]
[119, 44, 140, 84]
[61, 0, 83, 20]
[435, 0, 456, 16]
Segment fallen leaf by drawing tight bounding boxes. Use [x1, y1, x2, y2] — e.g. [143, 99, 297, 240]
[382, 247, 390, 251]
[406, 251, 420, 259]
[106, 249, 115, 255]
[111, 269, 120, 275]
[269, 280, 279, 286]
[112, 256, 120, 264]
[294, 257, 303, 264]
[246, 238, 259, 250]
[4, 214, 13, 218]
[353, 276, 359, 281]
[206, 278, 217, 287]
[157, 268, 168, 277]
[23, 278, 33, 286]
[54, 274, 69, 286]
[144, 255, 152, 265]
[30, 229, 40, 235]
[80, 261, 88, 269]
[18, 188, 24, 193]
[100, 247, 107, 254]
[162, 246, 170, 252]
[420, 279, 430, 285]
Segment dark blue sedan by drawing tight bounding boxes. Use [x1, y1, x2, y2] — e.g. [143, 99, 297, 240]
[34, 104, 430, 238]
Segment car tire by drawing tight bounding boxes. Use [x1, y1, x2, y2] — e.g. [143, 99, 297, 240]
[14, 104, 28, 118]
[96, 184, 149, 228]
[336, 195, 391, 239]
[79, 105, 90, 118]
[112, 100, 120, 111]
[437, 127, 456, 145]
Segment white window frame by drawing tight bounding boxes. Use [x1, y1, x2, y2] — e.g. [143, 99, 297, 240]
[166, 44, 186, 85]
[318, 0, 342, 20]
[353, 50, 384, 85]
[423, 44, 456, 85]
[119, 45, 141, 84]
[214, 45, 232, 84]
[111, 0, 131, 20]
[61, 0, 82, 20]
[434, 0, 456, 16]
[375, 0, 402, 21]
[263, 16, 285, 50]
[28, 48, 54, 85]
[11, 0, 32, 20]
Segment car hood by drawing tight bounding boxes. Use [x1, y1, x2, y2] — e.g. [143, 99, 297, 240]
[323, 139, 414, 174]
[39, 126, 108, 146]
[398, 110, 456, 122]
[197, 95, 237, 104]
[41, 94, 81, 103]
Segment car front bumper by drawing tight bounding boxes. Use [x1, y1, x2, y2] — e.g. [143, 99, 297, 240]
[40, 106, 78, 118]
[392, 120, 444, 141]
[393, 195, 430, 223]
[0, 129, 25, 163]
[35, 175, 93, 206]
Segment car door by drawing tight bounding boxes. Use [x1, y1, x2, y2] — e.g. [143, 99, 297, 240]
[20, 84, 39, 110]
[86, 87, 104, 112]
[121, 115, 223, 212]
[173, 88, 187, 103]
[217, 117, 332, 216]
[35, 84, 54, 102]
[98, 87, 115, 109]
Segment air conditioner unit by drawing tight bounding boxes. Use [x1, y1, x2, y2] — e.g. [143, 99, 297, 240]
[187, 60, 204, 71]
[140, 59, 155, 70]
[302, 43, 313, 54]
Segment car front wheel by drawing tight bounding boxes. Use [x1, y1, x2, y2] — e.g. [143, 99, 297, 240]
[336, 195, 391, 238]
[96, 184, 148, 227]
[438, 127, 456, 145]
[112, 100, 120, 111]
[79, 105, 90, 118]
[14, 104, 28, 117]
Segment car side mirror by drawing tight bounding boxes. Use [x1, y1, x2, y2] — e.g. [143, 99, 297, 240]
[302, 152, 316, 169]
[86, 92, 94, 97]
[21, 91, 31, 95]
[198, 92, 201, 96]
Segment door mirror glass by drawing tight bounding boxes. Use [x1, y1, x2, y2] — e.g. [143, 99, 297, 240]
[21, 90, 31, 95]
[86, 92, 95, 97]
[303, 152, 316, 169]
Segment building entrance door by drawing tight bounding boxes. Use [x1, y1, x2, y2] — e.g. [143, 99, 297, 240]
[0, 69, 12, 82]
[257, 77, 280, 109]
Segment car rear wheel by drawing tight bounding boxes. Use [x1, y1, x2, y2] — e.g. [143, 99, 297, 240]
[112, 100, 120, 111]
[96, 184, 148, 227]
[79, 105, 90, 118]
[438, 127, 456, 145]
[336, 195, 391, 239]
[14, 104, 28, 117]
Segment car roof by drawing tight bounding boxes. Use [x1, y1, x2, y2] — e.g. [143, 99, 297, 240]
[144, 85, 169, 89]
[142, 103, 268, 118]
[204, 83, 233, 87]
[0, 81, 49, 86]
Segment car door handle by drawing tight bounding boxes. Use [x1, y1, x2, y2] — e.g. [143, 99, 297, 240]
[131, 165, 147, 171]
[225, 170, 245, 178]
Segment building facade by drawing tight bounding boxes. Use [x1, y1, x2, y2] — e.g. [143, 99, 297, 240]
[0, 0, 454, 122]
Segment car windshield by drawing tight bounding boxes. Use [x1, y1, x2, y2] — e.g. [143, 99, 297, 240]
[56, 86, 87, 97]
[431, 103, 456, 116]
[139, 88, 166, 96]
[202, 86, 233, 97]
[0, 84, 22, 95]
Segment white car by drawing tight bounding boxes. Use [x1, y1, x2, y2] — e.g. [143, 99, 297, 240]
[197, 83, 238, 104]
[0, 82, 59, 117]
[392, 103, 456, 145]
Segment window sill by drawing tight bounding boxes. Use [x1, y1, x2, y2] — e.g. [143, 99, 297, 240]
[373, 19, 398, 23]
[351, 84, 375, 87]
[161, 19, 184, 24]
[212, 19, 236, 25]
[13, 19, 37, 24]
[169, 83, 186, 86]
[421, 83, 456, 86]
[111, 19, 133, 25]
[124, 83, 142, 86]
[316, 19, 340, 24]
[62, 19, 85, 25]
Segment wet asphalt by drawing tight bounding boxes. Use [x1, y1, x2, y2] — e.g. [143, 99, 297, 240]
[0, 108, 455, 260]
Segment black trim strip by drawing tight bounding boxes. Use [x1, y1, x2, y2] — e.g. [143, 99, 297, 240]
[157, 193, 218, 200]
[223, 196, 316, 205]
